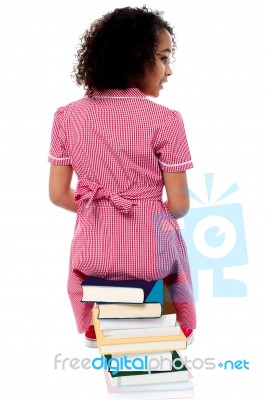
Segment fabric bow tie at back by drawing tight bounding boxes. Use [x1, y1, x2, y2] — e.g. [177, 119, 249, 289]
[75, 179, 138, 214]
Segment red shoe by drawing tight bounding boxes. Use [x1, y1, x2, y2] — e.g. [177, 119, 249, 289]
[85, 325, 98, 348]
[181, 326, 194, 346]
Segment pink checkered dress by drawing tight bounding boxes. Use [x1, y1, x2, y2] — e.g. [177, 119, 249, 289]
[48, 88, 196, 333]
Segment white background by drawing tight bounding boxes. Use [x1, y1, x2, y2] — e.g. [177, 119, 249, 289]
[0, 0, 265, 399]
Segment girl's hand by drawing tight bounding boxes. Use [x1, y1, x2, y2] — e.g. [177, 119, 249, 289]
[49, 165, 78, 213]
[162, 171, 190, 219]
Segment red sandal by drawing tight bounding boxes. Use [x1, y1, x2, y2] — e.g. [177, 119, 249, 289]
[181, 326, 194, 346]
[85, 325, 98, 348]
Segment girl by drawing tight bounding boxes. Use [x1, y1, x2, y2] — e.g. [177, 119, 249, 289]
[48, 5, 196, 347]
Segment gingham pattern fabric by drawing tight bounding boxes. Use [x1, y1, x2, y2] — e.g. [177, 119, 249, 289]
[48, 88, 196, 333]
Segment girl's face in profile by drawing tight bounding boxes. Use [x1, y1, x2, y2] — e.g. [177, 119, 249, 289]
[138, 29, 173, 97]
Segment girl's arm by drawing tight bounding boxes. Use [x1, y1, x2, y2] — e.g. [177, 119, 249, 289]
[49, 165, 78, 213]
[162, 171, 190, 219]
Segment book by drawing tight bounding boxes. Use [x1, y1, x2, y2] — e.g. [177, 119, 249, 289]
[106, 351, 173, 372]
[99, 313, 177, 330]
[96, 302, 162, 319]
[162, 281, 177, 315]
[104, 370, 194, 399]
[110, 376, 194, 392]
[92, 307, 187, 355]
[103, 323, 180, 339]
[107, 351, 189, 386]
[81, 277, 163, 303]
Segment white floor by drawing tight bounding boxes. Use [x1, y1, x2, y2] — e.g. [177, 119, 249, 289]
[1, 0, 265, 398]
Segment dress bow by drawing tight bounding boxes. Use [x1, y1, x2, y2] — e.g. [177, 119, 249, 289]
[75, 179, 137, 214]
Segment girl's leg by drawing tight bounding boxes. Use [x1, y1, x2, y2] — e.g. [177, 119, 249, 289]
[67, 268, 94, 333]
[163, 274, 196, 330]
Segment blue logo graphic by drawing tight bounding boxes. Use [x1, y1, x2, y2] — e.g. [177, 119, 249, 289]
[181, 173, 248, 300]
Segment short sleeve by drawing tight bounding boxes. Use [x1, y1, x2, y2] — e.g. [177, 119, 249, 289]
[48, 107, 71, 165]
[153, 110, 193, 172]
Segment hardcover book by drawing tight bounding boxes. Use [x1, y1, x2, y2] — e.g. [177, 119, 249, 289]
[96, 302, 162, 319]
[103, 370, 194, 399]
[81, 277, 163, 304]
[107, 350, 189, 385]
[92, 307, 187, 355]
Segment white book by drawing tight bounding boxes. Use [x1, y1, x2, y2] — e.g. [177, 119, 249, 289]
[103, 325, 180, 339]
[99, 338, 186, 355]
[99, 313, 177, 330]
[112, 369, 189, 386]
[97, 303, 162, 319]
[104, 370, 194, 399]
[117, 378, 194, 392]
[108, 388, 194, 399]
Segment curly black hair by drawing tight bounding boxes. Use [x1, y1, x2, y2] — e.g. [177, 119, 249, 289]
[72, 5, 176, 90]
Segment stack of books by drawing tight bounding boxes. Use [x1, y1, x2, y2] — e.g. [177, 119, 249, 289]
[81, 277, 194, 399]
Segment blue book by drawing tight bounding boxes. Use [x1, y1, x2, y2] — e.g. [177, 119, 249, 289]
[81, 277, 163, 305]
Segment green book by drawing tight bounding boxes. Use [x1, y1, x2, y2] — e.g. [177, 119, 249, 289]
[106, 351, 189, 386]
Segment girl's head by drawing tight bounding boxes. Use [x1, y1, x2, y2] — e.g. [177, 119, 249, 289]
[73, 5, 175, 97]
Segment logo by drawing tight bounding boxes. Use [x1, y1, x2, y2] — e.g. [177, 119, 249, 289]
[181, 173, 248, 300]
[53, 353, 250, 372]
